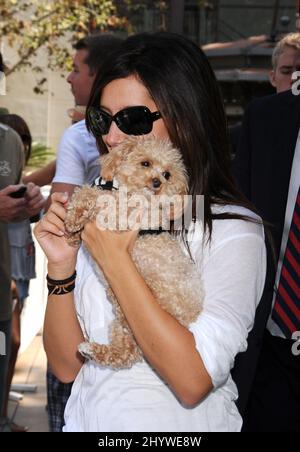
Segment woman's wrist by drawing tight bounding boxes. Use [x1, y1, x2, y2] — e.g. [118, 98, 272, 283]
[102, 251, 133, 282]
[47, 261, 76, 280]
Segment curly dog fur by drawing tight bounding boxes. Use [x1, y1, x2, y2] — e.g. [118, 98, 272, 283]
[64, 137, 203, 369]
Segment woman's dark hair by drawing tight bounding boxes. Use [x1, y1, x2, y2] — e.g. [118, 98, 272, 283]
[87, 32, 260, 237]
[0, 114, 32, 163]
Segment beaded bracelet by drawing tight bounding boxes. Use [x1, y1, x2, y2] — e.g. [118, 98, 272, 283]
[47, 271, 76, 296]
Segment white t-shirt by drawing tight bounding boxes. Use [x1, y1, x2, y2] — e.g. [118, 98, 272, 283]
[63, 205, 266, 432]
[52, 120, 100, 186]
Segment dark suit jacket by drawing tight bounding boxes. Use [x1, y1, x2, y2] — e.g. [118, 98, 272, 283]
[228, 122, 242, 157]
[231, 90, 300, 416]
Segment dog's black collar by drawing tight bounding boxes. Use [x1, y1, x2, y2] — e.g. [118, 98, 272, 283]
[139, 227, 167, 236]
[93, 177, 166, 236]
[93, 176, 119, 191]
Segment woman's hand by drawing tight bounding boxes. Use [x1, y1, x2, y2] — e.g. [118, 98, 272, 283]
[81, 221, 139, 278]
[34, 192, 78, 278]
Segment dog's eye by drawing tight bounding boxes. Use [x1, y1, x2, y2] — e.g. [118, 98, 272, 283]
[162, 171, 171, 180]
[141, 161, 150, 167]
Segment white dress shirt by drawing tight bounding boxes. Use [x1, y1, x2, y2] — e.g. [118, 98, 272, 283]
[267, 128, 300, 338]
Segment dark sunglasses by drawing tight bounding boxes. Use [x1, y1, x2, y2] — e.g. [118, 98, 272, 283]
[87, 106, 161, 136]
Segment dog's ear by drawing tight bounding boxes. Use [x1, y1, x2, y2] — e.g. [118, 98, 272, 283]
[100, 151, 123, 181]
[100, 138, 138, 180]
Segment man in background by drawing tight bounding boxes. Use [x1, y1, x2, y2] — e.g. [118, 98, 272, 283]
[49, 34, 123, 200]
[269, 32, 300, 93]
[230, 33, 300, 157]
[232, 53, 300, 430]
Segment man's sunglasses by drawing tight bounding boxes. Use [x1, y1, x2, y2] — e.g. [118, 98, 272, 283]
[87, 106, 162, 136]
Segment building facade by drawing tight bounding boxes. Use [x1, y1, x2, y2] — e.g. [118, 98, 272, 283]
[128, 0, 296, 44]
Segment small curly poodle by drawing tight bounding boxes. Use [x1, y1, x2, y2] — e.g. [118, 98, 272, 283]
[64, 136, 203, 369]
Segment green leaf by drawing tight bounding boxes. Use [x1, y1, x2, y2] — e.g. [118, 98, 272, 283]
[26, 141, 55, 170]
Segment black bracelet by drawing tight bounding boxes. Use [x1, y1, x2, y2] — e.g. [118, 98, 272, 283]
[46, 271, 77, 286]
[48, 281, 76, 296]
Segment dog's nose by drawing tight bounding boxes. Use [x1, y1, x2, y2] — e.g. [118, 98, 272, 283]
[152, 178, 161, 189]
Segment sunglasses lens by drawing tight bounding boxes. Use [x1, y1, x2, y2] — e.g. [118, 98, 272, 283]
[117, 107, 153, 135]
[88, 106, 160, 137]
[88, 107, 111, 136]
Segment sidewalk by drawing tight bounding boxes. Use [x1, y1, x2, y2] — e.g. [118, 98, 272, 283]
[8, 332, 49, 432]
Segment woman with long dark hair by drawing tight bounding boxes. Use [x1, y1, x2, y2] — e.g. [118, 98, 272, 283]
[35, 32, 266, 432]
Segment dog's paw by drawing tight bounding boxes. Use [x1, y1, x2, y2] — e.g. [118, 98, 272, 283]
[78, 341, 94, 360]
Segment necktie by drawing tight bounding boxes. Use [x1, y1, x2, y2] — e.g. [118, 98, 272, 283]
[271, 187, 300, 338]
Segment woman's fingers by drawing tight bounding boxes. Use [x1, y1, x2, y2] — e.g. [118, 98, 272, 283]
[48, 201, 68, 222]
[36, 216, 65, 237]
[51, 191, 69, 206]
[44, 210, 66, 235]
[36, 197, 68, 237]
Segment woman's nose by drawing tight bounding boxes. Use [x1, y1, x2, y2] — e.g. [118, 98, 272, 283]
[103, 121, 126, 149]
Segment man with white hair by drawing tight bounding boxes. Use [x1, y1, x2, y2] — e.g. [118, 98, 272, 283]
[233, 37, 300, 430]
[269, 32, 300, 93]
